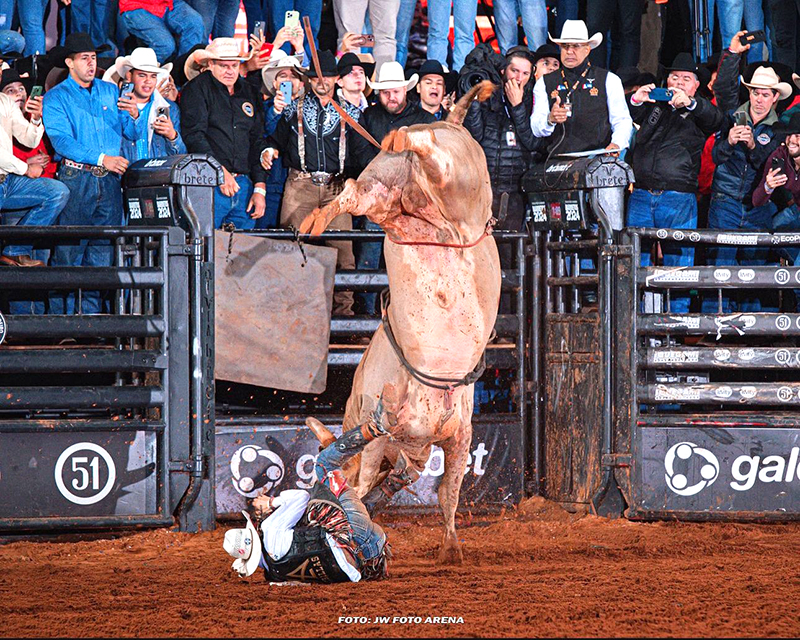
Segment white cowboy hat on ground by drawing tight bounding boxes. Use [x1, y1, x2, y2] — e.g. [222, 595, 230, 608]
[261, 49, 306, 95]
[103, 47, 173, 85]
[184, 37, 251, 82]
[367, 60, 418, 91]
[223, 511, 262, 578]
[742, 66, 793, 100]
[549, 19, 603, 50]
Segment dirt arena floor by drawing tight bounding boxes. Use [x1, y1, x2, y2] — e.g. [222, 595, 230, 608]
[1, 497, 799, 638]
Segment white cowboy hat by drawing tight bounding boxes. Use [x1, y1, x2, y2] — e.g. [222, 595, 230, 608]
[260, 50, 306, 95]
[223, 511, 262, 578]
[184, 38, 251, 82]
[102, 47, 173, 85]
[549, 19, 603, 50]
[742, 66, 792, 100]
[367, 60, 418, 91]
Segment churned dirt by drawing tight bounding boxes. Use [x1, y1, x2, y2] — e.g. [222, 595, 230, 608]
[1, 498, 799, 638]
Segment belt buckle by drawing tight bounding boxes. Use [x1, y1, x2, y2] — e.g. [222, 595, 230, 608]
[91, 166, 107, 178]
[311, 171, 331, 186]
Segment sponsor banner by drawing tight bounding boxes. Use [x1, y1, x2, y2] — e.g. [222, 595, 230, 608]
[643, 383, 800, 405]
[640, 267, 800, 287]
[215, 419, 525, 515]
[636, 427, 800, 514]
[640, 313, 800, 335]
[0, 431, 157, 518]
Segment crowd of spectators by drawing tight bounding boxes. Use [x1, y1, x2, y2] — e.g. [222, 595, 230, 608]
[1, 0, 800, 316]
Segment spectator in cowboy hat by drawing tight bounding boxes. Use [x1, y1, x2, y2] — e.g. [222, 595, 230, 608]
[531, 43, 560, 82]
[257, 51, 307, 228]
[103, 48, 186, 163]
[414, 59, 455, 120]
[118, 0, 205, 64]
[703, 33, 791, 313]
[336, 52, 374, 112]
[626, 52, 725, 315]
[180, 37, 268, 230]
[262, 49, 360, 315]
[531, 19, 632, 155]
[43, 32, 139, 315]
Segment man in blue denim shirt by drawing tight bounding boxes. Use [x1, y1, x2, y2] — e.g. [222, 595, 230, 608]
[42, 32, 139, 315]
[224, 404, 393, 583]
[103, 48, 186, 162]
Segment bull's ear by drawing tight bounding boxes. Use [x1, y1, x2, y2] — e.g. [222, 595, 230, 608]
[400, 182, 428, 213]
[405, 129, 446, 187]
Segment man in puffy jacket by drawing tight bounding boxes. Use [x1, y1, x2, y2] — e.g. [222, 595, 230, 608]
[464, 46, 541, 233]
[627, 53, 724, 313]
[704, 32, 787, 312]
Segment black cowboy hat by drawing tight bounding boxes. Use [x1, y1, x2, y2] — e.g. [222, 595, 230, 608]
[48, 32, 111, 68]
[0, 68, 32, 93]
[617, 66, 650, 90]
[304, 50, 339, 78]
[774, 111, 800, 136]
[531, 42, 560, 66]
[666, 52, 699, 76]
[415, 58, 456, 93]
[337, 52, 375, 79]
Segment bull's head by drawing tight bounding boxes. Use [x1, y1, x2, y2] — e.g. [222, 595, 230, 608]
[299, 122, 493, 245]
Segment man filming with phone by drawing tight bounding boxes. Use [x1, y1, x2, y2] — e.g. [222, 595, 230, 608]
[104, 48, 186, 162]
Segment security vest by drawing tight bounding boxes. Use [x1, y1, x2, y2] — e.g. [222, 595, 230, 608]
[542, 60, 611, 155]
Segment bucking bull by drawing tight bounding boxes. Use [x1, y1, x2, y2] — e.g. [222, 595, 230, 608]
[300, 83, 500, 564]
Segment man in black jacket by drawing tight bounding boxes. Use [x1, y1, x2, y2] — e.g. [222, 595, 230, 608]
[464, 47, 540, 232]
[627, 53, 724, 313]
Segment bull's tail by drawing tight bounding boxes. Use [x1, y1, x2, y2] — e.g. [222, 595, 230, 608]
[446, 80, 496, 126]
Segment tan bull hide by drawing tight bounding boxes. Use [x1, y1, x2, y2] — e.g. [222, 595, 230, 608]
[213, 232, 337, 394]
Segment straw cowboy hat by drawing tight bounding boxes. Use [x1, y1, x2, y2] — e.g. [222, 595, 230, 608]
[741, 65, 792, 100]
[102, 47, 172, 85]
[184, 37, 251, 82]
[222, 511, 262, 578]
[548, 19, 603, 50]
[367, 60, 417, 91]
[260, 50, 306, 95]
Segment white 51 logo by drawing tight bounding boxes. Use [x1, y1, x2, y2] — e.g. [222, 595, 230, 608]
[664, 442, 720, 496]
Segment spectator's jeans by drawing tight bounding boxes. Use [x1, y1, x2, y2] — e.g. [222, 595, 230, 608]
[493, 0, 547, 53]
[702, 193, 776, 313]
[270, 0, 322, 60]
[0, 29, 23, 54]
[1, 174, 69, 258]
[49, 169, 123, 315]
[767, 0, 800, 70]
[66, 0, 116, 51]
[257, 158, 287, 229]
[427, 0, 478, 72]
[394, 0, 417, 65]
[587, 0, 643, 70]
[771, 203, 800, 311]
[555, 0, 578, 32]
[709, 0, 769, 63]
[121, 0, 206, 63]
[627, 189, 697, 314]
[186, 0, 240, 39]
[315, 430, 386, 562]
[356, 218, 382, 315]
[333, 0, 399, 69]
[214, 175, 256, 230]
[0, 0, 47, 55]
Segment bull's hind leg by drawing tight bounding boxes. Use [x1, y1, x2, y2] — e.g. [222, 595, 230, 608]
[436, 410, 473, 565]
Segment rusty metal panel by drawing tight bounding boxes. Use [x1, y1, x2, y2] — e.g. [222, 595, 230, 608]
[214, 232, 337, 393]
[543, 315, 602, 504]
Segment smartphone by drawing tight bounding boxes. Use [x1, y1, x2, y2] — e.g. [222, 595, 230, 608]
[648, 87, 674, 101]
[29, 85, 44, 99]
[259, 41, 274, 58]
[739, 30, 766, 45]
[156, 105, 170, 121]
[120, 81, 134, 98]
[253, 20, 266, 39]
[735, 111, 748, 127]
[360, 34, 375, 47]
[280, 80, 292, 105]
[771, 156, 785, 175]
[284, 10, 300, 29]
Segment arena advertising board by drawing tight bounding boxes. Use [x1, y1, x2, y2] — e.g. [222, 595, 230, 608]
[633, 427, 800, 515]
[0, 431, 158, 517]
[215, 418, 525, 515]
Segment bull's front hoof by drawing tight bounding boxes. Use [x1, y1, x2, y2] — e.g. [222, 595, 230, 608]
[436, 538, 463, 565]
